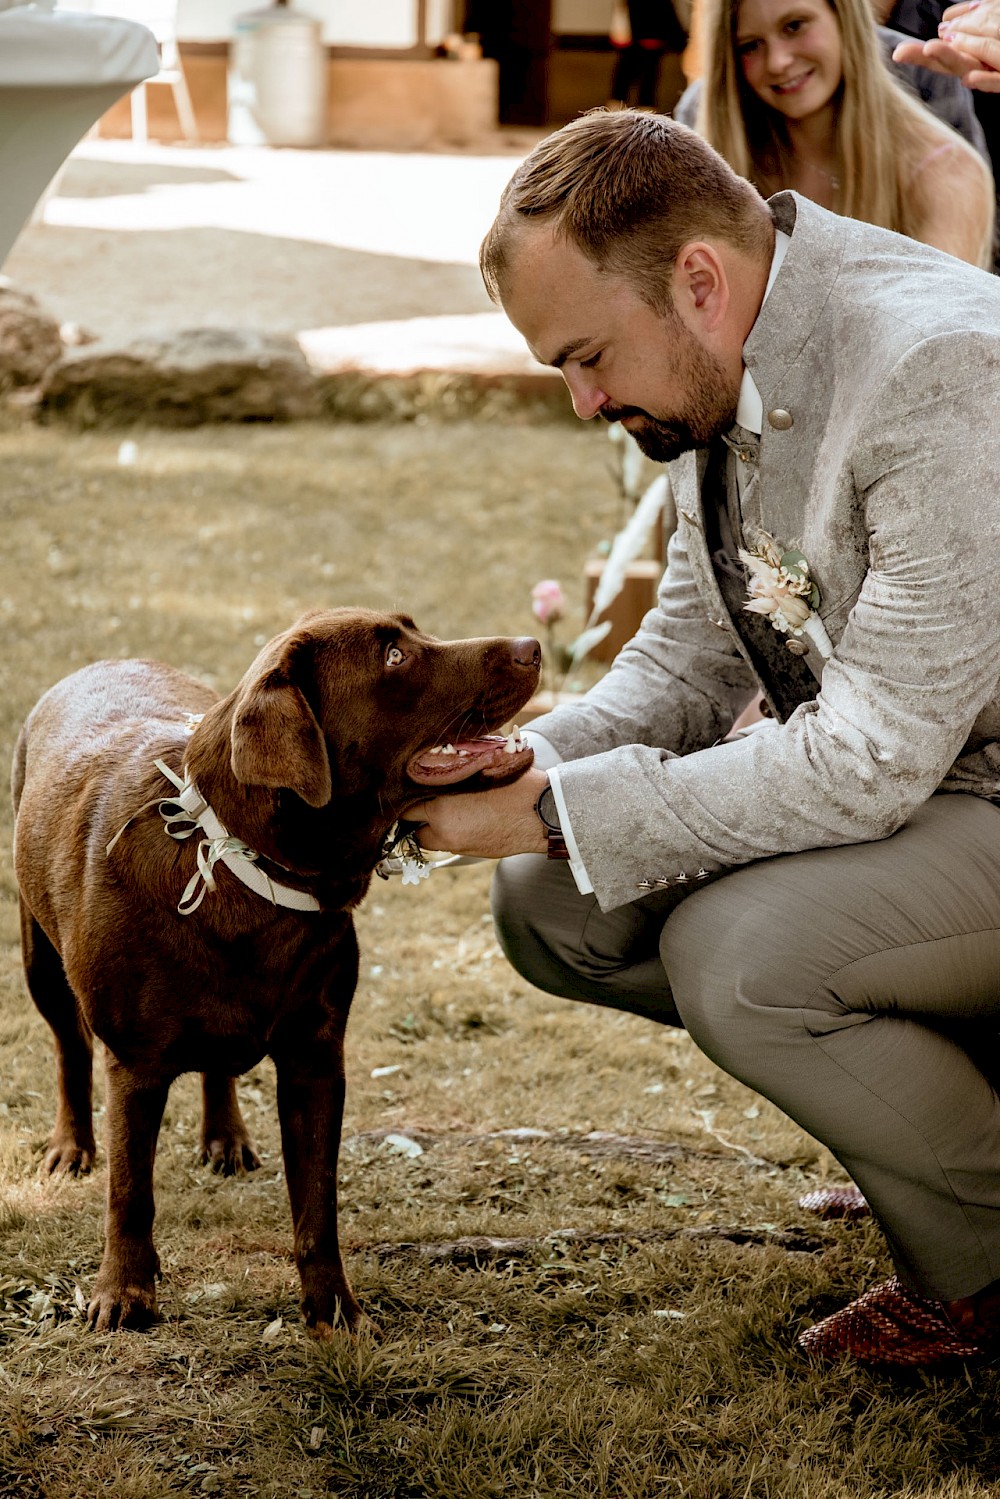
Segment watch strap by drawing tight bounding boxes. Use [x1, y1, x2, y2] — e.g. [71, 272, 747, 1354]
[544, 829, 571, 860]
[534, 784, 571, 860]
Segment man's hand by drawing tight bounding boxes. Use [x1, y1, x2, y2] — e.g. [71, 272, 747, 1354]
[406, 767, 550, 860]
[893, 1, 1000, 89]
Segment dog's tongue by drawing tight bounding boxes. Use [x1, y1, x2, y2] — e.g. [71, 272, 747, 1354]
[407, 732, 532, 786]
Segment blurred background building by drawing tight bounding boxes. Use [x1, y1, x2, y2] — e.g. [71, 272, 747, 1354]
[84, 0, 690, 147]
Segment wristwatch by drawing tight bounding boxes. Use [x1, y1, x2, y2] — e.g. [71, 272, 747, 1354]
[534, 783, 571, 861]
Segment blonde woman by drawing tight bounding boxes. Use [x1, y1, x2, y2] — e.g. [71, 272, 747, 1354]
[673, 0, 995, 265]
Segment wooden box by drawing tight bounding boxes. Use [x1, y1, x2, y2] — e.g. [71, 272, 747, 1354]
[583, 558, 662, 663]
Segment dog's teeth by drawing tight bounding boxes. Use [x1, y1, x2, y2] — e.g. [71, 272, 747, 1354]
[504, 732, 517, 754]
[441, 743, 457, 756]
[427, 746, 441, 756]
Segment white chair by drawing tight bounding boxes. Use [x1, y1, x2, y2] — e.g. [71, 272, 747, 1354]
[58, 1, 197, 142]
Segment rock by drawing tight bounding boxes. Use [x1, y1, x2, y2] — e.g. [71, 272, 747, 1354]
[317, 368, 574, 424]
[0, 286, 63, 392]
[39, 327, 323, 427]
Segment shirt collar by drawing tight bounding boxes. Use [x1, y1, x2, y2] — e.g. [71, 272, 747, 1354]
[734, 228, 791, 435]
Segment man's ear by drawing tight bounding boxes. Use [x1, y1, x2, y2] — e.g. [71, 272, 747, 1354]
[229, 639, 332, 808]
[672, 241, 730, 333]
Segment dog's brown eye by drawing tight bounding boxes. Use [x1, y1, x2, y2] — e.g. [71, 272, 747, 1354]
[385, 645, 405, 668]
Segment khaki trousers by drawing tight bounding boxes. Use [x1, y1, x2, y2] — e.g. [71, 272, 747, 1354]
[491, 793, 1000, 1300]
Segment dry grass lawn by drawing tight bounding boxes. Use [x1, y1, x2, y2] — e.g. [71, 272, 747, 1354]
[1, 416, 999, 1498]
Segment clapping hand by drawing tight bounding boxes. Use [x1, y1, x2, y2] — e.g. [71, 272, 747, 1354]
[893, 0, 1000, 90]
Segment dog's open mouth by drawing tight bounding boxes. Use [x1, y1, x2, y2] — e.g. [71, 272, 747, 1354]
[406, 724, 533, 787]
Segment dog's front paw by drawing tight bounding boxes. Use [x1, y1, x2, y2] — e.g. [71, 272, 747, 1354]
[88, 1248, 161, 1331]
[44, 1133, 96, 1176]
[87, 1279, 159, 1332]
[201, 1133, 262, 1176]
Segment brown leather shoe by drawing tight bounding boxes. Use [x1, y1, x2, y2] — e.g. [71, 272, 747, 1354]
[797, 1276, 990, 1367]
[798, 1185, 871, 1220]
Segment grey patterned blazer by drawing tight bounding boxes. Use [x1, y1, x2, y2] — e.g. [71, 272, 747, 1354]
[531, 192, 1000, 911]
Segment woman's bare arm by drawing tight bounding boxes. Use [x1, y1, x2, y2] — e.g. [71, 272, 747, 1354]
[909, 138, 995, 264]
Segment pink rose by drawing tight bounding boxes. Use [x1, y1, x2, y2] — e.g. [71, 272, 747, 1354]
[531, 579, 565, 626]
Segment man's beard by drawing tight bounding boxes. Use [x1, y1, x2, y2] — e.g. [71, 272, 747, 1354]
[600, 330, 738, 463]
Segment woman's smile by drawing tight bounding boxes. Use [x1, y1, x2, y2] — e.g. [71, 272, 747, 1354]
[771, 68, 816, 93]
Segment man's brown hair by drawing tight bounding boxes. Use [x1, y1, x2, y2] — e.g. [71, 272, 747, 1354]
[480, 108, 773, 313]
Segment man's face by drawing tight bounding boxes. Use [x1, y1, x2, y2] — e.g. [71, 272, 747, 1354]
[500, 223, 741, 462]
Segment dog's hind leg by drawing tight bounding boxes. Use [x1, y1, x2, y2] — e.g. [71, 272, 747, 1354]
[200, 1073, 262, 1175]
[20, 899, 97, 1175]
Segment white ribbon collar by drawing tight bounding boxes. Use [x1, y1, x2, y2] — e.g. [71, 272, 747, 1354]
[107, 756, 321, 916]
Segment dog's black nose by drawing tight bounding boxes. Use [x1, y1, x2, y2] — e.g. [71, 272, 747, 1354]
[512, 637, 542, 669]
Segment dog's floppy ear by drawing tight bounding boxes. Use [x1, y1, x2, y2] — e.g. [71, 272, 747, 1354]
[229, 636, 332, 809]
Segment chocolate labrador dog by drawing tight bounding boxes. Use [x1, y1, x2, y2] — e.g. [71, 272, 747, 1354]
[11, 608, 539, 1336]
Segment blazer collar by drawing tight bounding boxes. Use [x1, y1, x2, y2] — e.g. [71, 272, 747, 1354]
[742, 192, 849, 410]
[736, 225, 791, 433]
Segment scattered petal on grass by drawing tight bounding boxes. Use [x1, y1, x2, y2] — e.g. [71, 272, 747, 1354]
[652, 1309, 686, 1320]
[28, 1290, 53, 1321]
[307, 1425, 326, 1450]
[261, 1316, 283, 1343]
[186, 1282, 228, 1304]
[371, 1065, 403, 1078]
[487, 1323, 509, 1334]
[383, 1134, 424, 1158]
[643, 1083, 666, 1095]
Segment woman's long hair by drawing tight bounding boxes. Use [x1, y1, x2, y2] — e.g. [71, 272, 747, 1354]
[695, 0, 988, 258]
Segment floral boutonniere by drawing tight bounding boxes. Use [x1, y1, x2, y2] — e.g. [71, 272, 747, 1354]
[376, 820, 431, 885]
[738, 532, 833, 660]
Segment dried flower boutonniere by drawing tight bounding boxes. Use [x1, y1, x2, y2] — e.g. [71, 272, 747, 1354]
[738, 533, 833, 660]
[376, 820, 431, 885]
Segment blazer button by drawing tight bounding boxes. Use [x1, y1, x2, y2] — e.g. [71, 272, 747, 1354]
[785, 637, 809, 656]
[637, 879, 654, 891]
[767, 408, 794, 431]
